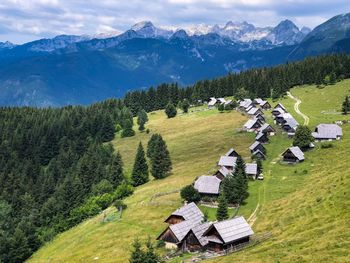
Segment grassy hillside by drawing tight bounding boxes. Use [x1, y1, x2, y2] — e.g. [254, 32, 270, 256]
[28, 80, 350, 263]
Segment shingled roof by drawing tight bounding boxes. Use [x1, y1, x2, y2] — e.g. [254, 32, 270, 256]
[204, 216, 254, 244]
[194, 176, 221, 195]
[169, 219, 199, 242]
[245, 163, 257, 175]
[218, 156, 237, 167]
[274, 103, 286, 111]
[244, 118, 261, 129]
[249, 141, 263, 151]
[216, 166, 232, 178]
[259, 123, 275, 133]
[247, 107, 261, 115]
[283, 146, 305, 161]
[190, 222, 212, 246]
[312, 124, 343, 140]
[169, 202, 204, 223]
[225, 148, 239, 157]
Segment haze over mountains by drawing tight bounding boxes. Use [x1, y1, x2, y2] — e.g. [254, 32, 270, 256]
[0, 13, 350, 106]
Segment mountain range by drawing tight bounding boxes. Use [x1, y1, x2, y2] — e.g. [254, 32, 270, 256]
[0, 13, 350, 106]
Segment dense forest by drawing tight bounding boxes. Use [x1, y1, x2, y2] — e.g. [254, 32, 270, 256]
[124, 54, 350, 114]
[0, 100, 136, 262]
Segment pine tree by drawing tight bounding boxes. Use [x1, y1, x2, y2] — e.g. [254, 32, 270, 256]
[222, 156, 248, 205]
[108, 152, 125, 188]
[342, 95, 350, 115]
[137, 110, 148, 132]
[144, 237, 164, 263]
[150, 135, 172, 179]
[216, 194, 229, 221]
[180, 185, 201, 203]
[181, 99, 190, 113]
[218, 103, 224, 112]
[121, 119, 135, 138]
[293, 125, 314, 150]
[165, 102, 177, 118]
[256, 158, 263, 176]
[130, 239, 145, 263]
[131, 143, 149, 187]
[147, 134, 160, 159]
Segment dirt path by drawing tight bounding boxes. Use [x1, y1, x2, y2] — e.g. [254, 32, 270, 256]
[287, 91, 309, 125]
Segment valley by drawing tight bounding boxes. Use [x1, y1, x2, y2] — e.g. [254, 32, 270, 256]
[28, 80, 350, 262]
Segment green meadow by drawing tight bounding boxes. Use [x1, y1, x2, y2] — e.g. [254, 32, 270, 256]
[28, 80, 350, 263]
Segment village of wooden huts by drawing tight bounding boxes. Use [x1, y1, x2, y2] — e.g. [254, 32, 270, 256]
[157, 202, 254, 252]
[208, 97, 233, 109]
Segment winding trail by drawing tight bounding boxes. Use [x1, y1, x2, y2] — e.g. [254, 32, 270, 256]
[287, 91, 310, 125]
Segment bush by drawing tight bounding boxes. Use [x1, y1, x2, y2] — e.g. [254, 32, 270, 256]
[95, 193, 114, 209]
[165, 102, 177, 118]
[218, 104, 225, 112]
[92, 179, 114, 195]
[321, 142, 334, 149]
[114, 199, 127, 210]
[146, 129, 150, 134]
[113, 182, 134, 200]
[180, 185, 201, 203]
[156, 240, 165, 248]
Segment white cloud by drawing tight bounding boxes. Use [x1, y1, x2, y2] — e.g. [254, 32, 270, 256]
[0, 0, 348, 43]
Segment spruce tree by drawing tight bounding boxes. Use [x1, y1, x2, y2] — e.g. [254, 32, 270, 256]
[147, 134, 160, 159]
[165, 102, 177, 118]
[222, 156, 248, 205]
[342, 96, 350, 115]
[181, 99, 190, 113]
[256, 158, 263, 176]
[130, 239, 145, 263]
[150, 135, 172, 179]
[108, 152, 125, 188]
[137, 110, 148, 131]
[216, 194, 229, 221]
[131, 143, 149, 187]
[121, 119, 135, 138]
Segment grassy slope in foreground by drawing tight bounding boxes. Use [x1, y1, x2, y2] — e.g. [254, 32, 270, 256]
[207, 80, 350, 263]
[28, 107, 257, 262]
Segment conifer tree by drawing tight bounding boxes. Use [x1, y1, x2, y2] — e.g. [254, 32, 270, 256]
[150, 135, 172, 179]
[256, 158, 263, 176]
[130, 239, 145, 263]
[181, 99, 190, 113]
[342, 96, 350, 115]
[121, 119, 135, 138]
[222, 156, 248, 205]
[131, 143, 149, 187]
[216, 194, 229, 221]
[108, 152, 125, 188]
[147, 134, 160, 159]
[137, 110, 148, 131]
[165, 102, 177, 118]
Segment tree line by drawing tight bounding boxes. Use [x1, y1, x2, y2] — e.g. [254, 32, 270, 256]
[0, 99, 137, 262]
[124, 54, 350, 115]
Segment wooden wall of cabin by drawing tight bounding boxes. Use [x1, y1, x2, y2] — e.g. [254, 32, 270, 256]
[158, 228, 179, 244]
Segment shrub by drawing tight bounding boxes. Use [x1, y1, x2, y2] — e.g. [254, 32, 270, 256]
[114, 200, 127, 210]
[321, 142, 334, 149]
[156, 240, 165, 248]
[92, 179, 114, 195]
[165, 102, 177, 118]
[180, 185, 201, 203]
[113, 182, 134, 200]
[95, 193, 114, 209]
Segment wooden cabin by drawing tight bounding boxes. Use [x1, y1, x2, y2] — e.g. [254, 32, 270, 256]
[225, 148, 239, 157]
[255, 113, 266, 123]
[203, 217, 253, 252]
[312, 124, 343, 141]
[255, 132, 269, 144]
[215, 166, 231, 180]
[164, 202, 204, 225]
[282, 146, 305, 163]
[249, 141, 266, 154]
[259, 123, 275, 136]
[194, 176, 221, 197]
[260, 101, 271, 110]
[252, 150, 266, 160]
[218, 156, 237, 171]
[243, 118, 263, 132]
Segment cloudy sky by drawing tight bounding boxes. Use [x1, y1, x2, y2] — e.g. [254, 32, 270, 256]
[0, 0, 349, 44]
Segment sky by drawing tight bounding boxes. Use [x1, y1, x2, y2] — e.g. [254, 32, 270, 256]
[0, 0, 349, 44]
